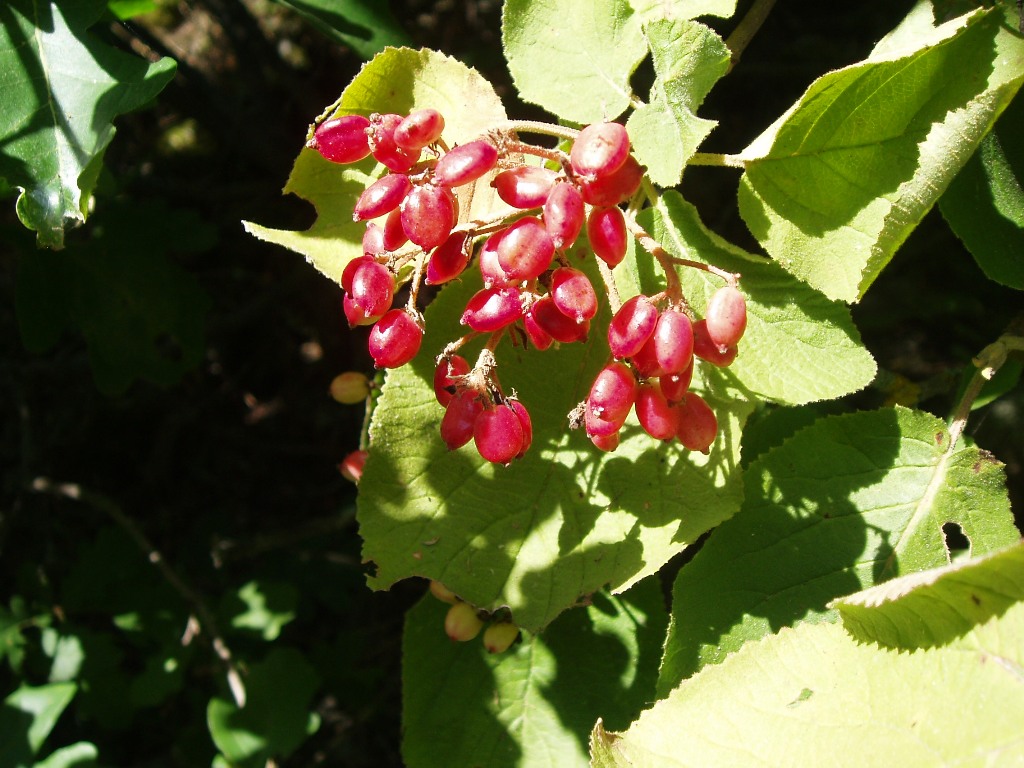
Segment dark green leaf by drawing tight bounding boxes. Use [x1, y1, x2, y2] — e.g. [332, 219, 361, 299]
[272, 0, 411, 59]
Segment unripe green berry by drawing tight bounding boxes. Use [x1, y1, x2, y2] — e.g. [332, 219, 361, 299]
[429, 580, 459, 604]
[329, 371, 371, 404]
[444, 601, 484, 642]
[483, 621, 520, 654]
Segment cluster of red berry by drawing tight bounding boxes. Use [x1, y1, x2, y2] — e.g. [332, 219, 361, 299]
[309, 108, 745, 464]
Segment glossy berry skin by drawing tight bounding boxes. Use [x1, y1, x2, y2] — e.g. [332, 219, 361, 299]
[440, 389, 485, 450]
[579, 155, 644, 207]
[660, 362, 693, 404]
[587, 206, 628, 267]
[570, 122, 630, 182]
[586, 362, 637, 437]
[635, 382, 678, 440]
[362, 222, 386, 256]
[474, 404, 525, 465]
[676, 393, 718, 453]
[367, 310, 422, 368]
[344, 259, 395, 326]
[402, 185, 456, 249]
[651, 309, 694, 376]
[353, 173, 412, 221]
[382, 208, 408, 251]
[523, 305, 554, 351]
[394, 108, 445, 151]
[693, 319, 739, 367]
[705, 286, 747, 347]
[433, 355, 471, 406]
[543, 181, 585, 249]
[445, 601, 484, 641]
[461, 287, 523, 332]
[426, 231, 471, 285]
[478, 231, 517, 288]
[508, 399, 533, 458]
[497, 216, 555, 281]
[491, 166, 557, 209]
[483, 622, 520, 654]
[550, 267, 598, 323]
[309, 115, 371, 164]
[528, 295, 589, 343]
[590, 431, 620, 452]
[608, 294, 658, 359]
[367, 113, 420, 172]
[433, 140, 498, 187]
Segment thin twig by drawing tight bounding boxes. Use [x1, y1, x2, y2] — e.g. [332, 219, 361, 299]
[30, 478, 248, 707]
[725, 0, 779, 70]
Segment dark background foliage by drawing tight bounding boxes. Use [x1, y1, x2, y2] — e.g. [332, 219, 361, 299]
[0, 1, 1019, 765]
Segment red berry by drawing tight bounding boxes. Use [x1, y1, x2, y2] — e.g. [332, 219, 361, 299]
[693, 319, 738, 367]
[341, 255, 371, 293]
[570, 122, 630, 182]
[660, 362, 693, 404]
[402, 184, 456, 249]
[579, 155, 644, 207]
[635, 382, 678, 440]
[362, 222, 386, 256]
[382, 208, 408, 251]
[426, 231, 471, 285]
[433, 355, 471, 406]
[497, 216, 555, 281]
[491, 166, 557, 209]
[543, 181, 585, 249]
[529, 295, 589, 343]
[338, 449, 369, 483]
[550, 267, 598, 323]
[344, 259, 395, 326]
[353, 173, 412, 222]
[394, 109, 445, 151]
[608, 294, 658, 359]
[676, 393, 718, 453]
[440, 389, 485, 450]
[367, 113, 420, 172]
[367, 310, 422, 368]
[705, 286, 747, 347]
[588, 206, 628, 267]
[309, 115, 371, 164]
[586, 362, 637, 437]
[474, 404, 525, 465]
[478, 230, 517, 288]
[434, 140, 498, 187]
[590, 431, 620, 452]
[508, 399, 533, 458]
[460, 287, 523, 332]
[523, 305, 554, 351]
[651, 309, 694, 376]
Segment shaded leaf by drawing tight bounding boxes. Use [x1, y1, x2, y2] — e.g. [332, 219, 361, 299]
[737, 3, 1024, 302]
[502, 0, 647, 123]
[0, 0, 175, 248]
[34, 742, 99, 768]
[403, 580, 667, 768]
[0, 682, 77, 767]
[224, 580, 298, 641]
[271, 0, 411, 59]
[657, 406, 1019, 693]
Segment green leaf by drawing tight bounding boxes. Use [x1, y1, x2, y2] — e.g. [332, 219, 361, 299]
[224, 580, 298, 641]
[657, 406, 1019, 693]
[271, 0, 411, 59]
[207, 648, 320, 765]
[0, 0, 176, 248]
[403, 580, 667, 768]
[834, 540, 1024, 649]
[358, 254, 752, 633]
[939, 91, 1024, 290]
[14, 200, 213, 394]
[737, 3, 1024, 302]
[643, 191, 877, 405]
[0, 682, 77, 767]
[592, 599, 1024, 767]
[34, 742, 99, 768]
[502, 0, 647, 123]
[245, 46, 508, 286]
[627, 0, 738, 21]
[627, 19, 729, 186]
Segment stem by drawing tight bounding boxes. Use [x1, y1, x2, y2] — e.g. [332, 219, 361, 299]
[725, 0, 778, 70]
[406, 249, 428, 314]
[491, 120, 580, 143]
[438, 332, 482, 362]
[688, 152, 747, 169]
[501, 139, 571, 169]
[30, 478, 247, 707]
[596, 258, 622, 314]
[621, 210, 682, 301]
[666, 257, 741, 286]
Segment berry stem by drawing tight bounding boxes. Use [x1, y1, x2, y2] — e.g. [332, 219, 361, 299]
[439, 332, 482, 362]
[491, 120, 580, 142]
[596, 258, 622, 314]
[406, 249, 428, 313]
[500, 139, 571, 171]
[665, 257, 741, 287]
[621, 209, 683, 303]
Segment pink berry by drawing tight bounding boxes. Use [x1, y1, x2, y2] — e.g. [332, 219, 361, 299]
[635, 382, 678, 440]
[474, 404, 525, 465]
[382, 208, 408, 251]
[587, 206, 628, 268]
[367, 310, 422, 368]
[529, 295, 589, 343]
[704, 286, 747, 347]
[586, 362, 637, 437]
[676, 393, 718, 453]
[579, 155, 644, 207]
[608, 295, 658, 359]
[394, 109, 445, 151]
[523, 305, 554, 351]
[362, 223, 386, 256]
[344, 259, 395, 326]
[338, 449, 369, 483]
[433, 140, 498, 188]
[660, 362, 693, 404]
[461, 287, 523, 332]
[367, 113, 420, 172]
[478, 230, 517, 288]
[353, 173, 412, 222]
[491, 166, 557, 209]
[440, 389, 485, 450]
[497, 216, 555, 281]
[693, 319, 738, 367]
[550, 267, 598, 323]
[402, 185, 456, 250]
[651, 309, 694, 376]
[508, 399, 533, 458]
[426, 231, 471, 285]
[309, 115, 371, 164]
[590, 431, 620, 452]
[433, 355, 471, 406]
[570, 122, 630, 182]
[543, 181, 585, 249]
